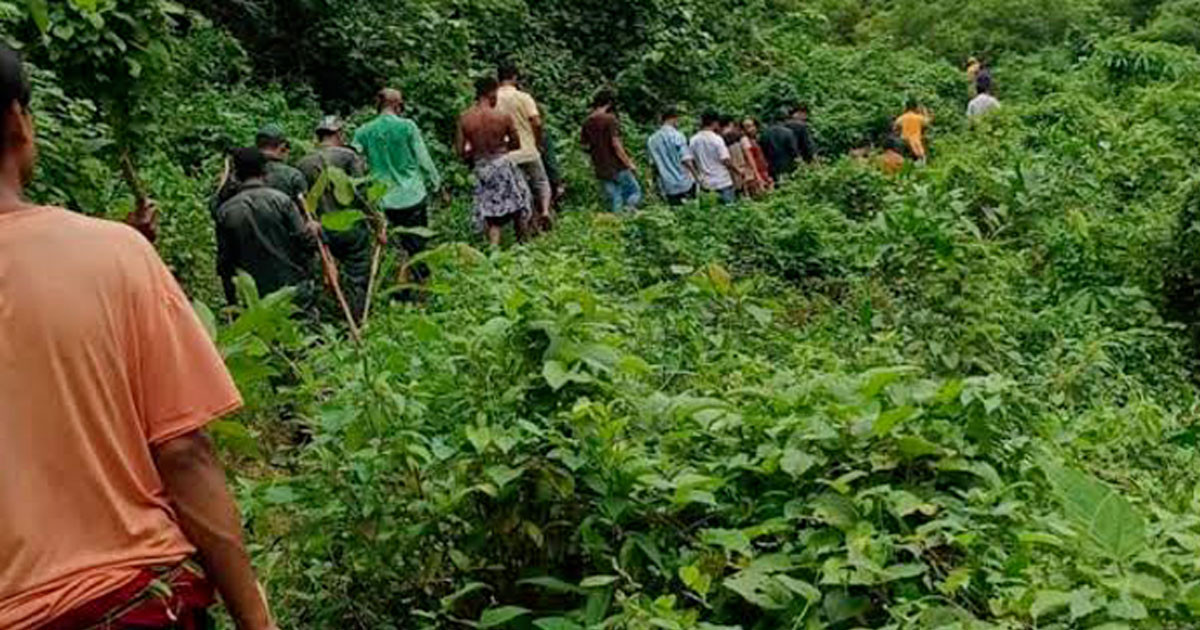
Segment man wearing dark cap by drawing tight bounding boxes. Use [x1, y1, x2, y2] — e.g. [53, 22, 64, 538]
[215, 147, 319, 305]
[256, 123, 309, 203]
[0, 45, 277, 630]
[298, 116, 373, 320]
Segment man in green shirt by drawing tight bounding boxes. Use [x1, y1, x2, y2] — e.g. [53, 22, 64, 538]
[353, 88, 441, 286]
[257, 124, 309, 203]
[298, 116, 372, 320]
[215, 147, 319, 306]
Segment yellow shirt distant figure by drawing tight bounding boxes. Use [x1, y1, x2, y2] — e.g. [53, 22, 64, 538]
[895, 110, 930, 160]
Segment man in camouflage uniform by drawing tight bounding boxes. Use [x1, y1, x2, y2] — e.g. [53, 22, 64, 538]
[215, 147, 319, 307]
[256, 123, 309, 203]
[297, 116, 374, 321]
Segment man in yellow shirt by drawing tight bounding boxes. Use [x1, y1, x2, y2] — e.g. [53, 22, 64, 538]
[496, 62, 553, 230]
[894, 99, 932, 164]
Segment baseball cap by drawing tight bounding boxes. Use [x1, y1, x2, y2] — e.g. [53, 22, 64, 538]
[256, 123, 288, 145]
[316, 116, 344, 133]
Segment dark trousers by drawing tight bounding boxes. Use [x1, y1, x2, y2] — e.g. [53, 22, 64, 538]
[324, 221, 373, 321]
[666, 185, 697, 206]
[385, 199, 430, 285]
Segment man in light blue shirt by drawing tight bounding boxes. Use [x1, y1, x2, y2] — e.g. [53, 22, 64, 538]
[647, 107, 697, 205]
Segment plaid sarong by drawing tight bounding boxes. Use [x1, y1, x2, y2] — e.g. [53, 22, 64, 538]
[45, 560, 215, 630]
[472, 154, 532, 231]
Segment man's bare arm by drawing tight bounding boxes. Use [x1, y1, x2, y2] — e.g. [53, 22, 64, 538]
[530, 114, 545, 152]
[155, 431, 276, 630]
[613, 135, 636, 171]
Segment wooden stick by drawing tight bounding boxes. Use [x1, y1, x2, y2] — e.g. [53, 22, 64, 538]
[300, 196, 362, 343]
[121, 150, 158, 243]
[362, 234, 384, 325]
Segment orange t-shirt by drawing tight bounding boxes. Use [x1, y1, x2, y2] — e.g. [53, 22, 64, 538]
[0, 206, 242, 630]
[896, 111, 929, 158]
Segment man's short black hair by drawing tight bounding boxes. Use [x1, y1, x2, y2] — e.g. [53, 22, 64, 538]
[497, 61, 519, 82]
[591, 89, 616, 110]
[661, 106, 680, 122]
[476, 76, 499, 99]
[232, 147, 267, 181]
[719, 113, 734, 126]
[790, 102, 809, 116]
[0, 45, 30, 114]
[701, 110, 721, 127]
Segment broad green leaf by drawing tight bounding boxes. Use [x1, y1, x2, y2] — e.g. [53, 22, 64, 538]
[896, 436, 941, 459]
[478, 606, 530, 628]
[543, 360, 570, 390]
[440, 582, 490, 611]
[1039, 459, 1146, 561]
[700, 528, 753, 556]
[780, 448, 818, 479]
[191, 299, 218, 341]
[579, 575, 619, 589]
[392, 225, 437, 238]
[305, 170, 329, 218]
[679, 564, 713, 595]
[1031, 589, 1071, 619]
[321, 210, 364, 232]
[27, 0, 48, 33]
[812, 493, 858, 530]
[939, 567, 970, 595]
[775, 575, 820, 603]
[485, 465, 523, 489]
[724, 570, 793, 610]
[584, 588, 611, 625]
[1106, 594, 1148, 620]
[873, 405, 920, 436]
[324, 165, 355, 205]
[822, 590, 870, 624]
[1126, 573, 1166, 600]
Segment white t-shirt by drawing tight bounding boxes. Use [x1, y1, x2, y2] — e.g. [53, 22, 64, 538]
[967, 93, 1001, 118]
[689, 130, 733, 190]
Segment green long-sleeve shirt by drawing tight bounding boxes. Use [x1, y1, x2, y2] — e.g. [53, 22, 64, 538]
[352, 113, 441, 210]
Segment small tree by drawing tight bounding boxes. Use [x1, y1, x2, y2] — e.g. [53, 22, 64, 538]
[23, 0, 183, 234]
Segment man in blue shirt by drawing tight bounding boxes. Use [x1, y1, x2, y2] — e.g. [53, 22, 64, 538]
[647, 107, 697, 205]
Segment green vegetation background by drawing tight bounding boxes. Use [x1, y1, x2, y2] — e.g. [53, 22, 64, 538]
[8, 0, 1200, 628]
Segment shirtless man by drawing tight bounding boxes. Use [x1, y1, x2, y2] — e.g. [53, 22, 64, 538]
[456, 76, 531, 245]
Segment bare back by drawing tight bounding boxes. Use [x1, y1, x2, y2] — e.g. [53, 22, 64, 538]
[459, 105, 519, 162]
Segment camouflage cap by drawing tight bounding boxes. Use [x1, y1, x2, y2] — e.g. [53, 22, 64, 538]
[255, 123, 288, 145]
[316, 116, 344, 133]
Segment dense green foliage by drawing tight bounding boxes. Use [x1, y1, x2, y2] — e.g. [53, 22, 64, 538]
[10, 0, 1200, 628]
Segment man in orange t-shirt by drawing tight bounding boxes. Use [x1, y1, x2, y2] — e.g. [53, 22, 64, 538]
[0, 46, 276, 630]
[894, 98, 932, 163]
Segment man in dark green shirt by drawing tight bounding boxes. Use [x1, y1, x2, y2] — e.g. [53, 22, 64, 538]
[215, 148, 319, 305]
[298, 116, 373, 320]
[257, 124, 309, 203]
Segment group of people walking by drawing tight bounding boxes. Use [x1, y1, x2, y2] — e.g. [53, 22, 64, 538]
[0, 41, 1011, 630]
[578, 98, 818, 212]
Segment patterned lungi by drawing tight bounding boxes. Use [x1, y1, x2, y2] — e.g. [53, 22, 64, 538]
[473, 154, 532, 232]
